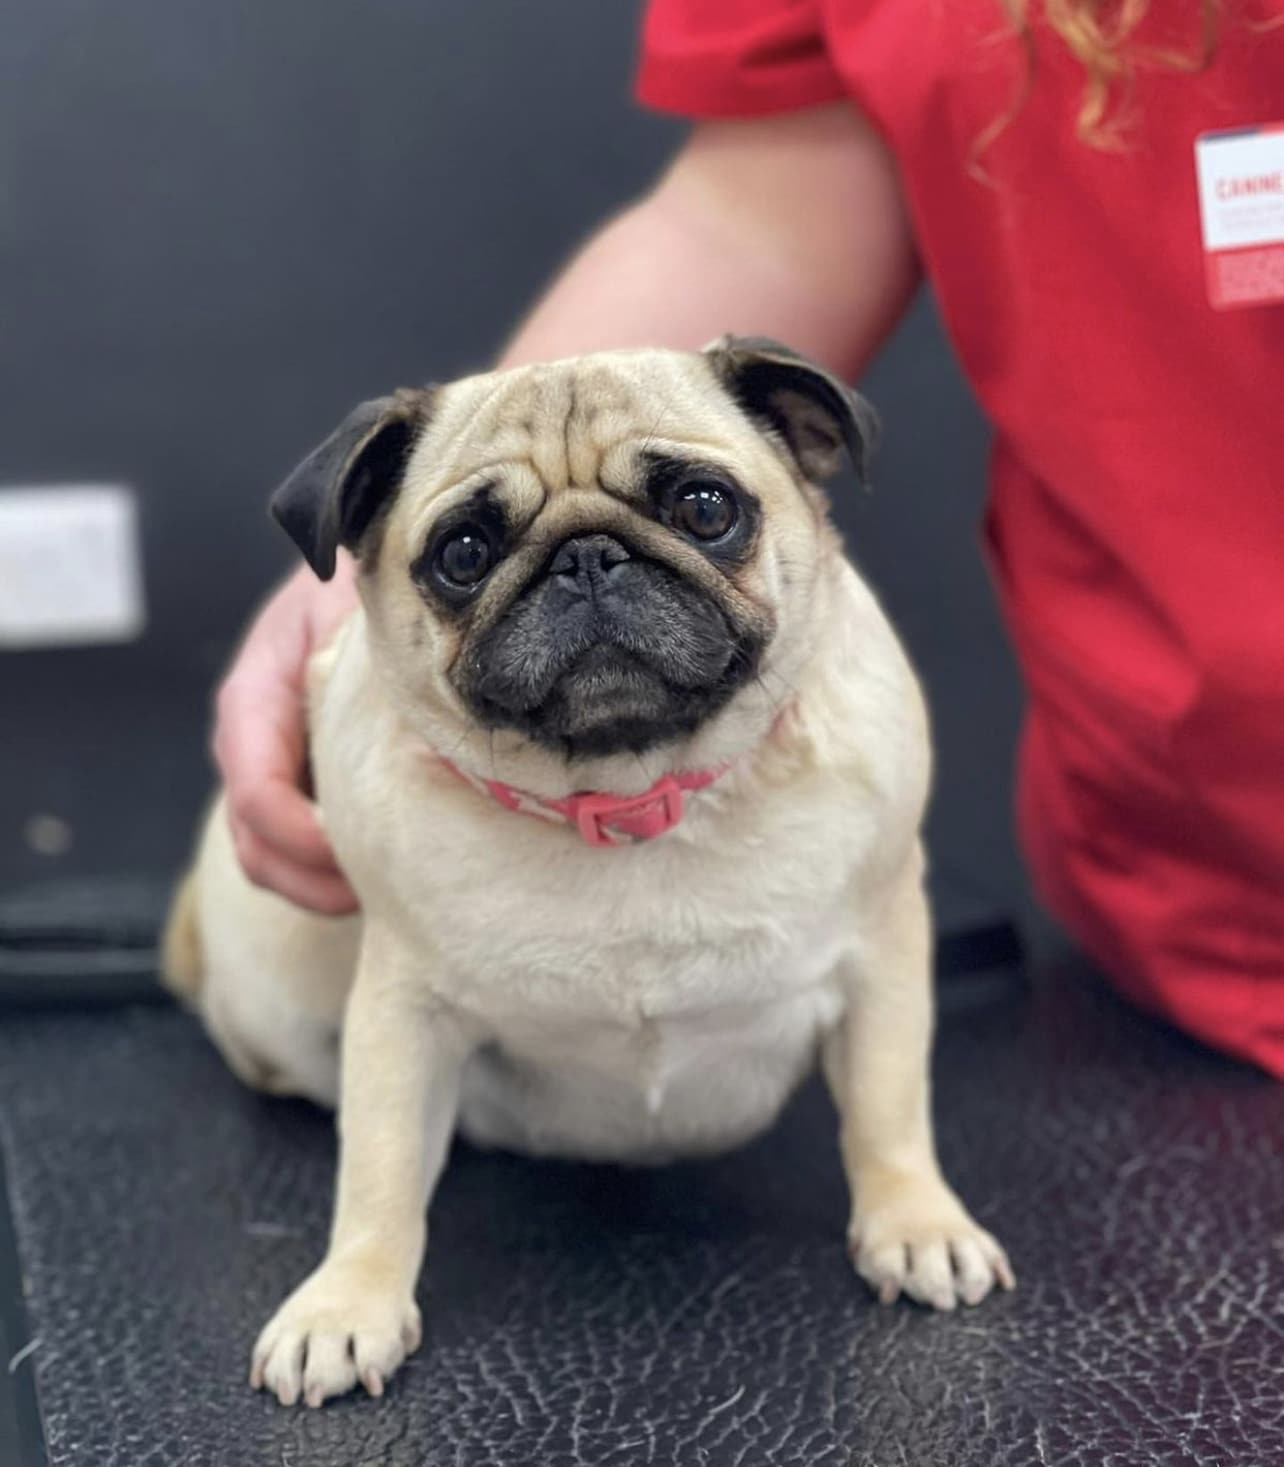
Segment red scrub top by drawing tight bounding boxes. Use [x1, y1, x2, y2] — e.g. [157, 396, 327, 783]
[638, 1, 1284, 1074]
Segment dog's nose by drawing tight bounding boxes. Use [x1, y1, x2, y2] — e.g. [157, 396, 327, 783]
[549, 534, 632, 596]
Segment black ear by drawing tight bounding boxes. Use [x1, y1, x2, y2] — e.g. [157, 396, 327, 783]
[269, 388, 431, 580]
[705, 335, 879, 485]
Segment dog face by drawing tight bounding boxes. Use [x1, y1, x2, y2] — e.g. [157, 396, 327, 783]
[272, 339, 877, 768]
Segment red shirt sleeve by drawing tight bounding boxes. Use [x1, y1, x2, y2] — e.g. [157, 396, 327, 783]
[636, 0, 848, 119]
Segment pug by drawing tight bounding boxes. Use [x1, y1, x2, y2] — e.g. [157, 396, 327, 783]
[163, 337, 1013, 1409]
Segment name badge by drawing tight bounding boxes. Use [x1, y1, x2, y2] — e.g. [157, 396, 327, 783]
[1194, 124, 1284, 309]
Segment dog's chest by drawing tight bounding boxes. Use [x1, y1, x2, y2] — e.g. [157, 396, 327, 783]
[542, 961, 840, 1077]
[427, 823, 855, 1157]
[458, 944, 847, 1161]
[418, 806, 860, 1029]
[480, 906, 848, 1052]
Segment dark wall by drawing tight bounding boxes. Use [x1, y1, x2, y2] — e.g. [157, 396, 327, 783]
[0, 1, 1025, 913]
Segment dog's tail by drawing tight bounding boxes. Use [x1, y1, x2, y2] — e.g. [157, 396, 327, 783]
[160, 871, 204, 1002]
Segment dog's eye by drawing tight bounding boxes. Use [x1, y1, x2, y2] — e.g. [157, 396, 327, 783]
[672, 480, 738, 542]
[435, 527, 494, 589]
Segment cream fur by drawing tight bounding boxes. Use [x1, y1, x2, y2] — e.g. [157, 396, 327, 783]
[171, 346, 1013, 1408]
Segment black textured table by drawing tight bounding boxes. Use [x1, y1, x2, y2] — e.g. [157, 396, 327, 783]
[0, 945, 1280, 1467]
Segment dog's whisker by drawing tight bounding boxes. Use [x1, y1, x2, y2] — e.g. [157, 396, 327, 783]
[635, 382, 683, 462]
[753, 670, 796, 716]
[437, 718, 479, 764]
[436, 726, 470, 761]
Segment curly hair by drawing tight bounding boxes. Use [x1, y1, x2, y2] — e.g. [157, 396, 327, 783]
[994, 0, 1222, 149]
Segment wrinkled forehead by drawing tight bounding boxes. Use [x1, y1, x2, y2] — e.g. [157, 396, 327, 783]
[398, 351, 759, 528]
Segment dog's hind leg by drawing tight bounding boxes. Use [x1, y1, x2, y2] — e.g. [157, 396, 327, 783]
[182, 797, 360, 1109]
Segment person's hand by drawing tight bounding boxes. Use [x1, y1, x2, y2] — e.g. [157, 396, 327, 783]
[213, 554, 360, 914]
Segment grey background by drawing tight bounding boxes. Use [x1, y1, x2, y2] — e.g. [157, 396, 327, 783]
[0, 0, 1025, 914]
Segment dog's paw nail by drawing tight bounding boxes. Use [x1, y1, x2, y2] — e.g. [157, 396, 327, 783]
[878, 1280, 900, 1306]
[305, 1385, 325, 1409]
[363, 1368, 385, 1398]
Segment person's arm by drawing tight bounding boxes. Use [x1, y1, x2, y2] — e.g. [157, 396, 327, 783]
[214, 102, 918, 912]
[499, 104, 917, 372]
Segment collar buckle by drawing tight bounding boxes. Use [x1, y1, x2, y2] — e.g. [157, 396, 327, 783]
[571, 776, 685, 848]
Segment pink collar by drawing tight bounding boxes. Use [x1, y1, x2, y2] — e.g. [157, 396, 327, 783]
[440, 758, 726, 848]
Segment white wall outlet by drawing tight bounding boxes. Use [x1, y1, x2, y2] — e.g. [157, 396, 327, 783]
[0, 484, 146, 648]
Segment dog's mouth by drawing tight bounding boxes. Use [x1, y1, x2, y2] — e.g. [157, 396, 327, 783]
[481, 640, 760, 758]
[459, 556, 763, 758]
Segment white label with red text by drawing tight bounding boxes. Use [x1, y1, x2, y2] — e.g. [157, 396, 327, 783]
[1195, 125, 1284, 309]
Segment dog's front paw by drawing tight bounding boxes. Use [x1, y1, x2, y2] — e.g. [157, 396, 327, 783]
[250, 1262, 422, 1407]
[850, 1177, 1014, 1312]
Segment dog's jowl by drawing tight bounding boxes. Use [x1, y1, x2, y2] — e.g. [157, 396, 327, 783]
[163, 337, 1013, 1408]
